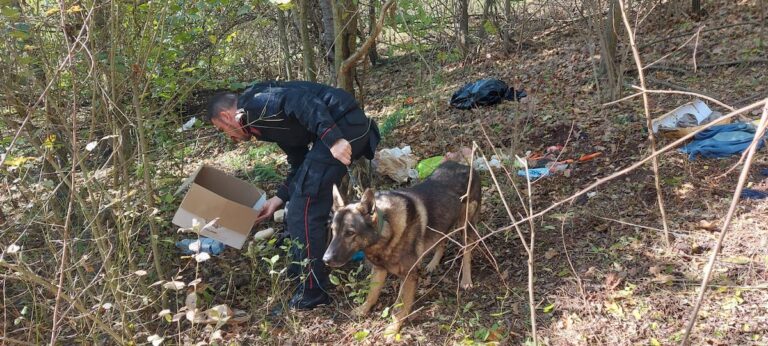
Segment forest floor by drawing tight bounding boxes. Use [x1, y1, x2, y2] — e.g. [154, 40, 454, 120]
[171, 3, 768, 345]
[4, 1, 754, 345]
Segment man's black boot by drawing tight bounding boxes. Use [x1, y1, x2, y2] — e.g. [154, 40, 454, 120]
[288, 286, 331, 310]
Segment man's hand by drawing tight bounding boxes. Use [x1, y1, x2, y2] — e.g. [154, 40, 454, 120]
[330, 138, 352, 165]
[255, 196, 284, 224]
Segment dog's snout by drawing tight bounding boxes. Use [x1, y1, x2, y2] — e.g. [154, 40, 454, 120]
[322, 251, 334, 265]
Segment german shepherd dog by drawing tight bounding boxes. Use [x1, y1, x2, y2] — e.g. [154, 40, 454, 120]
[323, 161, 481, 335]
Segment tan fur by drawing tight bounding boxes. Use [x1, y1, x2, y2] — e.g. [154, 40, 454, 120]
[323, 161, 481, 336]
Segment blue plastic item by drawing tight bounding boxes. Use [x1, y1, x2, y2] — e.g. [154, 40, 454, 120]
[517, 167, 550, 178]
[176, 237, 225, 256]
[450, 79, 526, 109]
[679, 123, 766, 160]
[351, 250, 365, 262]
[741, 189, 768, 200]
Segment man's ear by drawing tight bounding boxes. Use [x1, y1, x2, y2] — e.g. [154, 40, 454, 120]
[332, 185, 346, 211]
[357, 188, 376, 215]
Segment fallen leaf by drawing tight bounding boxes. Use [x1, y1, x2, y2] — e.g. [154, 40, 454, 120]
[544, 248, 558, 260]
[652, 274, 674, 284]
[648, 266, 661, 275]
[604, 272, 622, 291]
[697, 220, 718, 232]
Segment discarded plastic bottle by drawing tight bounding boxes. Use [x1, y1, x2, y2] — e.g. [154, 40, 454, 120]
[175, 237, 225, 256]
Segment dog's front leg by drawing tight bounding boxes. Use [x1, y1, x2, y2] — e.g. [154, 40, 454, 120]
[425, 240, 445, 273]
[385, 273, 418, 336]
[355, 266, 387, 316]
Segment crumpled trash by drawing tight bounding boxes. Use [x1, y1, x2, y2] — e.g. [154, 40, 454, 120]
[373, 146, 418, 183]
[450, 79, 527, 109]
[474, 155, 503, 171]
[417, 156, 444, 180]
[517, 167, 551, 178]
[652, 99, 726, 137]
[176, 237, 225, 256]
[679, 123, 766, 160]
[741, 189, 768, 200]
[176, 117, 197, 132]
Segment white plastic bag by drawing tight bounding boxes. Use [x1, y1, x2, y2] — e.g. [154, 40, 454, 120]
[373, 146, 419, 183]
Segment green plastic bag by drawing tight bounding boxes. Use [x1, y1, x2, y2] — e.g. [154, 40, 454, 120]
[417, 156, 444, 180]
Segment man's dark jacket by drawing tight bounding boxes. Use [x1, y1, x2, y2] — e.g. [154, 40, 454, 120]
[237, 81, 379, 202]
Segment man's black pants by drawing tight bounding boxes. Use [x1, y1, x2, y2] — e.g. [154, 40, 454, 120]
[284, 128, 374, 293]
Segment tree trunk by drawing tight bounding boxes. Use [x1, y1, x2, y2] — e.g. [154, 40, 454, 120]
[276, 8, 292, 80]
[457, 0, 470, 56]
[502, 0, 512, 52]
[333, 0, 357, 94]
[598, 0, 622, 101]
[319, 0, 337, 84]
[298, 0, 317, 81]
[368, 0, 380, 66]
[691, 0, 702, 19]
[478, 0, 494, 40]
[335, 0, 396, 96]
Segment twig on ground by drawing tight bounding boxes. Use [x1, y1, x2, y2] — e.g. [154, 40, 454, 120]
[560, 205, 584, 297]
[638, 22, 759, 49]
[619, 0, 671, 247]
[681, 100, 768, 345]
[630, 85, 736, 111]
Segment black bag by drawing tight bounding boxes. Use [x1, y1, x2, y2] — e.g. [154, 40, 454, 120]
[450, 79, 526, 109]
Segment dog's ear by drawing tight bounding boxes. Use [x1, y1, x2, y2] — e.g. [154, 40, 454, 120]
[332, 184, 345, 211]
[357, 188, 376, 215]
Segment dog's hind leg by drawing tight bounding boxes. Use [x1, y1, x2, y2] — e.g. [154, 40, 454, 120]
[385, 273, 418, 336]
[356, 266, 388, 316]
[425, 240, 445, 273]
[460, 201, 480, 290]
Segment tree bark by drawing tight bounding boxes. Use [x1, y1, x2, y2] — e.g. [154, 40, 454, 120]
[368, 0, 380, 66]
[502, 0, 512, 52]
[337, 0, 396, 95]
[457, 0, 470, 56]
[298, 0, 317, 81]
[333, 0, 357, 93]
[319, 0, 337, 84]
[598, 0, 622, 101]
[478, 0, 495, 40]
[276, 8, 292, 80]
[691, 0, 702, 19]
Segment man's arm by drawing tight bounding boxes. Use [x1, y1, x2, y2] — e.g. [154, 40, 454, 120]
[282, 92, 353, 164]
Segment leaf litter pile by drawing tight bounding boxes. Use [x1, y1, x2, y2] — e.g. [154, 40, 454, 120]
[107, 2, 768, 345]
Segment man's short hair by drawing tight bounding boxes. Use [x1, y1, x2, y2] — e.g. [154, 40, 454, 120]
[205, 92, 238, 122]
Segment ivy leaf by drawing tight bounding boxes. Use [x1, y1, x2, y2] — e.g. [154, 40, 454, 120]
[329, 274, 340, 286]
[542, 303, 555, 313]
[353, 329, 370, 341]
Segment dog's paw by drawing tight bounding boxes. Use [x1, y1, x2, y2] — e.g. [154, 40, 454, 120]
[425, 262, 438, 273]
[460, 280, 473, 290]
[354, 306, 371, 317]
[383, 323, 402, 340]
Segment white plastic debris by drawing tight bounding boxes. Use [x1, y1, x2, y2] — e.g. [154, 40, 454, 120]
[253, 228, 275, 241]
[473, 155, 502, 171]
[373, 145, 419, 183]
[177, 117, 197, 132]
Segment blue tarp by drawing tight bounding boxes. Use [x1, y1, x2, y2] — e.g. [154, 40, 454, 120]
[450, 79, 526, 109]
[679, 123, 766, 160]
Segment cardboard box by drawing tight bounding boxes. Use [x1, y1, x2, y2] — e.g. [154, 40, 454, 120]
[172, 165, 266, 249]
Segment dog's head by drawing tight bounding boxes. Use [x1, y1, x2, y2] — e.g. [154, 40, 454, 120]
[322, 185, 381, 268]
